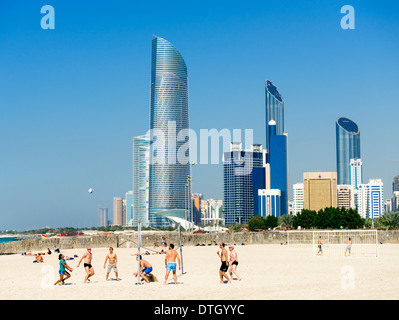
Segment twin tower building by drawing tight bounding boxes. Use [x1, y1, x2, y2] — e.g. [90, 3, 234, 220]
[131, 36, 366, 228]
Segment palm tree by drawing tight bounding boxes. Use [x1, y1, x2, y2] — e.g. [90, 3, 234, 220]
[378, 212, 399, 230]
[278, 214, 293, 229]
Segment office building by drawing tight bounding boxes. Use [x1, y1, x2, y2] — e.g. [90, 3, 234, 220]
[292, 182, 304, 215]
[133, 134, 150, 227]
[350, 158, 363, 190]
[201, 199, 224, 227]
[98, 207, 108, 227]
[265, 80, 284, 152]
[258, 189, 281, 217]
[125, 191, 133, 225]
[337, 184, 355, 210]
[336, 117, 361, 185]
[356, 179, 384, 219]
[303, 172, 337, 211]
[223, 143, 264, 225]
[113, 197, 123, 226]
[148, 36, 189, 227]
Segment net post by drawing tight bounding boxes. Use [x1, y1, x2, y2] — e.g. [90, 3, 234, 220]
[312, 231, 315, 257]
[136, 219, 141, 284]
[376, 230, 379, 258]
[178, 223, 184, 274]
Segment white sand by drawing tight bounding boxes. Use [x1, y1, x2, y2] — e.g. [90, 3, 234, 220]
[0, 243, 398, 300]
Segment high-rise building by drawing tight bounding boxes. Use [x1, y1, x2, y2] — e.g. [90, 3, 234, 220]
[265, 80, 284, 152]
[192, 193, 203, 226]
[303, 172, 337, 211]
[392, 191, 399, 212]
[292, 182, 304, 215]
[268, 120, 288, 215]
[350, 158, 363, 190]
[336, 117, 361, 185]
[125, 191, 133, 225]
[337, 184, 355, 210]
[393, 176, 399, 192]
[98, 207, 108, 227]
[113, 197, 123, 226]
[148, 36, 189, 227]
[356, 179, 384, 218]
[133, 134, 150, 227]
[223, 143, 264, 225]
[258, 189, 281, 217]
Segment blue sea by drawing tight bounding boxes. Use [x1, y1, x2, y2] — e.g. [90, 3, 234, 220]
[0, 237, 17, 244]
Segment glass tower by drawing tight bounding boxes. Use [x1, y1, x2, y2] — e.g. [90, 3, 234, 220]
[132, 134, 150, 227]
[223, 143, 264, 225]
[149, 36, 189, 227]
[265, 80, 284, 152]
[336, 117, 361, 185]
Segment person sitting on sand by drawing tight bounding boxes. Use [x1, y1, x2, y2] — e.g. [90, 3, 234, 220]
[33, 253, 43, 263]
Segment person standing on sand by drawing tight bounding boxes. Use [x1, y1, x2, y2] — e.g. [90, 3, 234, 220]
[217, 243, 231, 284]
[164, 243, 181, 285]
[228, 246, 241, 281]
[345, 237, 352, 256]
[317, 236, 323, 256]
[104, 247, 119, 281]
[54, 254, 73, 285]
[77, 247, 95, 283]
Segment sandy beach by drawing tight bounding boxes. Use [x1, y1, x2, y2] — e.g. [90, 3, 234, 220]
[0, 243, 398, 300]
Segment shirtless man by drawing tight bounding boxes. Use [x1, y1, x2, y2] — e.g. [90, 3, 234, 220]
[164, 243, 181, 285]
[133, 255, 153, 283]
[77, 247, 95, 283]
[104, 247, 119, 281]
[228, 246, 241, 281]
[217, 243, 231, 284]
[345, 237, 352, 256]
[317, 236, 323, 256]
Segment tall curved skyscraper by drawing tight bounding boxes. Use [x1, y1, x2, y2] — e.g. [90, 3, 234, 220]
[265, 80, 284, 152]
[149, 36, 189, 227]
[336, 117, 361, 185]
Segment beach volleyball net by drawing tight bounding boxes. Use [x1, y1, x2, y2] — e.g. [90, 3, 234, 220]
[287, 230, 378, 257]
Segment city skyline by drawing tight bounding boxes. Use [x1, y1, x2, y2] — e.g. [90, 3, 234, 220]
[1, 0, 398, 230]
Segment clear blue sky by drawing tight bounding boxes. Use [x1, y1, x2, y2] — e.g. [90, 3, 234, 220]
[1, 0, 398, 230]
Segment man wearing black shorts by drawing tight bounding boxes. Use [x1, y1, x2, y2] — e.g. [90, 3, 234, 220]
[217, 243, 231, 284]
[77, 247, 95, 283]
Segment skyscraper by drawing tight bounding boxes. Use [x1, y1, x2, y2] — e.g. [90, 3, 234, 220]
[336, 117, 361, 185]
[265, 80, 284, 152]
[223, 143, 264, 225]
[113, 197, 123, 226]
[356, 179, 384, 219]
[350, 158, 363, 190]
[132, 134, 150, 227]
[149, 36, 189, 227]
[292, 182, 304, 215]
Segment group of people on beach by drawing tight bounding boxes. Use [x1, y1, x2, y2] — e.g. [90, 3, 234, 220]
[54, 243, 182, 286]
[316, 237, 353, 256]
[217, 243, 241, 284]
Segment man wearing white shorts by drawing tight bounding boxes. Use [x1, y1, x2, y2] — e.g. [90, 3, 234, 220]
[104, 247, 119, 281]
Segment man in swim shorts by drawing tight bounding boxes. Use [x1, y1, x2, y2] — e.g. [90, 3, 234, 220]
[164, 243, 181, 285]
[217, 243, 231, 284]
[77, 247, 95, 283]
[104, 247, 119, 281]
[228, 246, 241, 281]
[133, 255, 153, 283]
[345, 237, 352, 256]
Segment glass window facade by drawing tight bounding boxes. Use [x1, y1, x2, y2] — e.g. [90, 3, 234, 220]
[336, 117, 361, 185]
[265, 80, 284, 152]
[149, 37, 190, 227]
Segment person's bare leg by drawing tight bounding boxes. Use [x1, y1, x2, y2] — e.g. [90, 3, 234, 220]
[173, 271, 177, 284]
[164, 270, 170, 285]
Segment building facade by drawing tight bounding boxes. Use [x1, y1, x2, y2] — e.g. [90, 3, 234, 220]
[303, 172, 337, 211]
[132, 134, 150, 227]
[113, 197, 123, 226]
[292, 182, 304, 215]
[98, 207, 108, 227]
[148, 36, 189, 227]
[223, 143, 264, 225]
[336, 117, 361, 185]
[356, 179, 384, 219]
[350, 158, 363, 190]
[337, 184, 355, 210]
[258, 189, 281, 217]
[265, 80, 284, 152]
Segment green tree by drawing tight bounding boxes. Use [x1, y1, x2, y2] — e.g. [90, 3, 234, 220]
[247, 215, 263, 231]
[378, 212, 399, 230]
[262, 215, 278, 229]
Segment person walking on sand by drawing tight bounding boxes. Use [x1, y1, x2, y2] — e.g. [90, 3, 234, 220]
[317, 236, 323, 256]
[163, 243, 181, 285]
[345, 237, 352, 256]
[54, 254, 73, 285]
[228, 246, 241, 281]
[217, 243, 231, 284]
[104, 247, 119, 281]
[133, 255, 153, 283]
[77, 247, 95, 283]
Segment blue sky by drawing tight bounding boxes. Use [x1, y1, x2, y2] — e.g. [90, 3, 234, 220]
[0, 0, 398, 230]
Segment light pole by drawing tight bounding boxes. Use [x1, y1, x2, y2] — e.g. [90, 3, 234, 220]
[190, 161, 196, 233]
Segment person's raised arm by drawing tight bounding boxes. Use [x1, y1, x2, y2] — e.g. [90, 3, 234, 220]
[77, 253, 86, 267]
[104, 254, 108, 268]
